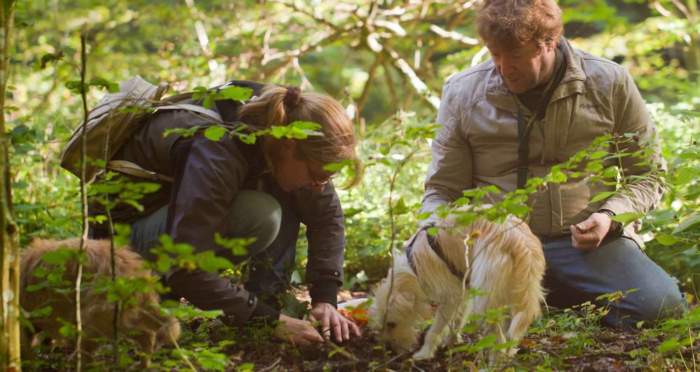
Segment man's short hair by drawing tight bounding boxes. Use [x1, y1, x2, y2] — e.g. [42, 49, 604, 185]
[476, 0, 563, 48]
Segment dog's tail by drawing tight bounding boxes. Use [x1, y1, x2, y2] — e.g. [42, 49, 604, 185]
[502, 218, 546, 343]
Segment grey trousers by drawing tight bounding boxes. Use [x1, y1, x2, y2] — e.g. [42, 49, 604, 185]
[129, 190, 298, 301]
[543, 235, 686, 329]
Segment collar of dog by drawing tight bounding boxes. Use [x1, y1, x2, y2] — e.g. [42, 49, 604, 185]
[405, 224, 469, 285]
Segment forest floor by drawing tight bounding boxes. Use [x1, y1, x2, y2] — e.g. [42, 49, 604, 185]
[194, 290, 699, 371]
[23, 290, 699, 371]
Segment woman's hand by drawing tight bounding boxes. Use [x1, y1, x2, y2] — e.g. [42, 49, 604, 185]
[273, 313, 324, 346]
[310, 302, 362, 343]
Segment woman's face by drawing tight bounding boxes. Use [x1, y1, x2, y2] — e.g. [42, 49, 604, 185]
[272, 141, 334, 193]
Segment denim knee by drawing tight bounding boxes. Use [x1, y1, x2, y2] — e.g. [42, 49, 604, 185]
[224, 190, 282, 257]
[629, 280, 686, 322]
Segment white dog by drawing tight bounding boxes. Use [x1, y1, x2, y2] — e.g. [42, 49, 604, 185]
[370, 214, 546, 360]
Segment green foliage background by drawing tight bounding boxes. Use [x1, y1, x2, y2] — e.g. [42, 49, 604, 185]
[10, 0, 699, 293]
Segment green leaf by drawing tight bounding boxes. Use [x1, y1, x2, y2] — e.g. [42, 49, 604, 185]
[658, 338, 681, 354]
[673, 212, 700, 234]
[214, 233, 255, 256]
[548, 167, 567, 183]
[195, 251, 233, 273]
[655, 233, 678, 246]
[392, 197, 409, 215]
[611, 212, 644, 225]
[204, 126, 227, 141]
[589, 150, 609, 160]
[236, 362, 256, 372]
[590, 191, 616, 203]
[65, 80, 85, 94]
[216, 86, 253, 102]
[323, 159, 352, 172]
[41, 248, 75, 265]
[194, 349, 228, 371]
[89, 77, 119, 92]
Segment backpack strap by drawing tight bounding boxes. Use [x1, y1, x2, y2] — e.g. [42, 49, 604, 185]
[156, 103, 223, 123]
[516, 110, 534, 189]
[106, 160, 174, 183]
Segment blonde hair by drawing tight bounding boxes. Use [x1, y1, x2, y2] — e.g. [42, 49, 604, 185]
[238, 85, 362, 188]
[476, 0, 563, 48]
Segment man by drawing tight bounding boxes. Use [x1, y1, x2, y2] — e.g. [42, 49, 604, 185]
[422, 0, 685, 328]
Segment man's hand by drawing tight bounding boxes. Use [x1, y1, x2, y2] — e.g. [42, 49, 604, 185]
[570, 212, 612, 250]
[310, 302, 362, 343]
[273, 313, 324, 346]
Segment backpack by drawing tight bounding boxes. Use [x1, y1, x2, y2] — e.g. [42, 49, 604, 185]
[60, 76, 224, 183]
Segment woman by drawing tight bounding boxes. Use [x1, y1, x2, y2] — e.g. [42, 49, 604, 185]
[91, 80, 361, 345]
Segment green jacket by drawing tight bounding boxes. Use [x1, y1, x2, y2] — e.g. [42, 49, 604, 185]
[422, 38, 664, 245]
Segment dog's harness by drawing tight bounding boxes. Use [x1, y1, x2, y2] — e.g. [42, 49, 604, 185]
[405, 224, 469, 285]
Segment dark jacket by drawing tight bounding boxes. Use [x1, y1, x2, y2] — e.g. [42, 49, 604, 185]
[102, 80, 346, 324]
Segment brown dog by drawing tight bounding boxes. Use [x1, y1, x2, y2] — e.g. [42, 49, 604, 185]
[20, 238, 180, 365]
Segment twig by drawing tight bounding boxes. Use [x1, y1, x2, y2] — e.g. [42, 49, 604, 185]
[184, 0, 222, 80]
[170, 336, 197, 371]
[276, 1, 341, 31]
[381, 61, 398, 108]
[375, 350, 410, 369]
[291, 57, 313, 90]
[328, 341, 360, 362]
[75, 31, 90, 372]
[356, 54, 382, 115]
[428, 24, 479, 45]
[670, 0, 691, 18]
[383, 45, 440, 109]
[651, 1, 673, 17]
[258, 357, 281, 372]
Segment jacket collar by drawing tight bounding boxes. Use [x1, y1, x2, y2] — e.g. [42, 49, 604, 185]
[484, 37, 587, 113]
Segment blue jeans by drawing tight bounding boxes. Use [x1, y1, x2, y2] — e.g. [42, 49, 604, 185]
[543, 235, 686, 328]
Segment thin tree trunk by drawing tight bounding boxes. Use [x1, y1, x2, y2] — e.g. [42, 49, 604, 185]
[74, 32, 90, 372]
[685, 0, 699, 82]
[0, 0, 21, 369]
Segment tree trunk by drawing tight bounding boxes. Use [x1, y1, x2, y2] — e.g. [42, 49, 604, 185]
[685, 0, 700, 83]
[0, 0, 21, 369]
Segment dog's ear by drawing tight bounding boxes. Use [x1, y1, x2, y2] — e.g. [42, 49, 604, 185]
[396, 292, 416, 307]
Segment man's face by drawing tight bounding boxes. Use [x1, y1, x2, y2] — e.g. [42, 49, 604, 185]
[486, 39, 556, 94]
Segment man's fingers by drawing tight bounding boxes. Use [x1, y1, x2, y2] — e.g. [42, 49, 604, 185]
[572, 229, 602, 250]
[575, 218, 597, 232]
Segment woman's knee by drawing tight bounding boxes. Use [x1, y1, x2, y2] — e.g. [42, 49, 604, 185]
[226, 190, 282, 255]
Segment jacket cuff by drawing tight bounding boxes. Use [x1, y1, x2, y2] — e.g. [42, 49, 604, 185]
[597, 209, 623, 237]
[249, 301, 280, 325]
[600, 197, 634, 217]
[309, 281, 339, 307]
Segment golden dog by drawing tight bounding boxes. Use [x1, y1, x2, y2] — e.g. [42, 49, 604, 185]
[20, 238, 180, 364]
[371, 215, 546, 360]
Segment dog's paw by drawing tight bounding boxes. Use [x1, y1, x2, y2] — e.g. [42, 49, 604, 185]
[444, 332, 463, 346]
[412, 348, 435, 361]
[506, 347, 519, 357]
